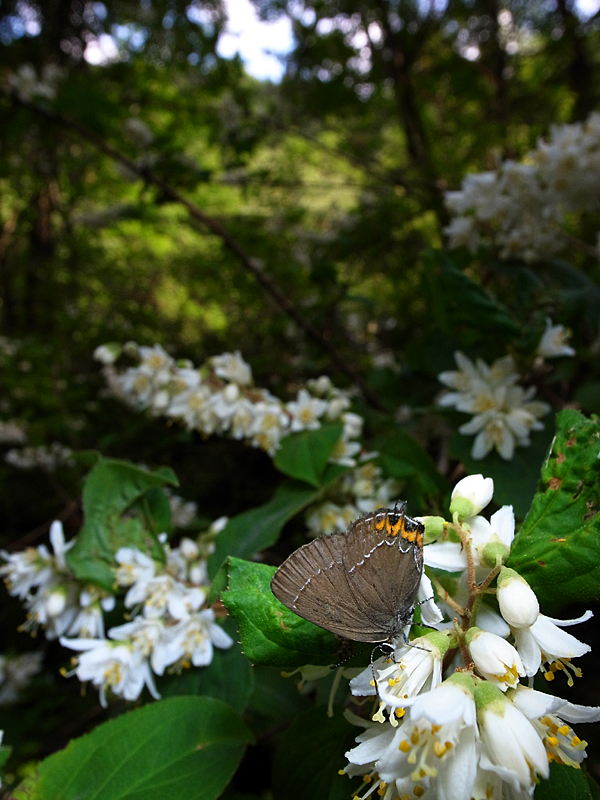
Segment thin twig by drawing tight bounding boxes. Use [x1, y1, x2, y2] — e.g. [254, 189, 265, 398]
[5, 90, 387, 411]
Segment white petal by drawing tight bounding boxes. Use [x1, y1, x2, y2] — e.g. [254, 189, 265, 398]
[513, 627, 541, 676]
[423, 542, 466, 571]
[543, 610, 593, 627]
[531, 615, 590, 658]
[475, 605, 510, 638]
[489, 505, 515, 547]
[418, 572, 444, 625]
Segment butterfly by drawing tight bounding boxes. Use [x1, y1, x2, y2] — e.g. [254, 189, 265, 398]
[271, 504, 424, 643]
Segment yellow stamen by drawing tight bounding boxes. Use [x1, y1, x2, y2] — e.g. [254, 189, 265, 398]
[399, 740, 411, 753]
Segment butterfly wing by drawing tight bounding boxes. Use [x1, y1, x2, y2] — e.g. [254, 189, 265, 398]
[271, 530, 377, 641]
[342, 512, 423, 640]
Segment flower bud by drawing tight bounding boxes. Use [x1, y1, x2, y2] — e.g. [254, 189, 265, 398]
[224, 383, 240, 403]
[93, 343, 122, 365]
[466, 628, 524, 690]
[46, 588, 67, 618]
[179, 537, 199, 560]
[479, 541, 510, 568]
[497, 568, 539, 628]
[420, 515, 445, 543]
[449, 475, 494, 520]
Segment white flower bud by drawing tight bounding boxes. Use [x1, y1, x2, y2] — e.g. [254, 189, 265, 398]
[497, 568, 539, 628]
[224, 383, 240, 403]
[46, 588, 67, 618]
[467, 628, 524, 690]
[179, 537, 199, 560]
[450, 474, 494, 520]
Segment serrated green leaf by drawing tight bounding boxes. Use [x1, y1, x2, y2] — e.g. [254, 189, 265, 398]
[66, 458, 179, 591]
[508, 410, 600, 609]
[207, 483, 318, 578]
[221, 557, 341, 668]
[12, 696, 254, 800]
[535, 761, 596, 800]
[272, 707, 361, 800]
[274, 424, 344, 487]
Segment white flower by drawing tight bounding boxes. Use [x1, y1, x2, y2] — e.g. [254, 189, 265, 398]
[249, 402, 289, 454]
[168, 494, 198, 529]
[537, 319, 575, 358]
[151, 609, 233, 673]
[467, 629, 524, 690]
[305, 502, 357, 537]
[109, 616, 166, 660]
[351, 633, 448, 724]
[0, 419, 27, 444]
[328, 437, 361, 466]
[211, 351, 252, 385]
[1, 545, 54, 599]
[345, 675, 478, 800]
[449, 474, 494, 519]
[115, 547, 156, 597]
[497, 569, 539, 628]
[513, 610, 592, 681]
[286, 389, 328, 432]
[477, 685, 549, 792]
[444, 113, 600, 262]
[93, 343, 121, 365]
[511, 685, 600, 769]
[60, 637, 160, 707]
[439, 353, 549, 461]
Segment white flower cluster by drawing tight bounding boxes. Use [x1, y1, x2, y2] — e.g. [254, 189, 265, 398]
[444, 112, 600, 262]
[166, 490, 198, 529]
[2, 517, 231, 707]
[305, 459, 399, 538]
[7, 64, 65, 103]
[0, 652, 43, 705]
[0, 521, 115, 641]
[4, 443, 74, 471]
[0, 420, 27, 445]
[343, 475, 599, 800]
[438, 352, 550, 460]
[60, 525, 231, 707]
[96, 343, 363, 461]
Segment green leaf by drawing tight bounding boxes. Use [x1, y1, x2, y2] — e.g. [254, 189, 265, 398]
[372, 429, 449, 509]
[221, 558, 341, 668]
[272, 707, 361, 800]
[160, 619, 254, 711]
[450, 425, 555, 519]
[508, 410, 600, 609]
[535, 761, 597, 800]
[246, 666, 312, 724]
[207, 483, 319, 578]
[66, 458, 179, 591]
[0, 744, 11, 771]
[422, 250, 520, 337]
[274, 423, 344, 487]
[13, 696, 254, 800]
